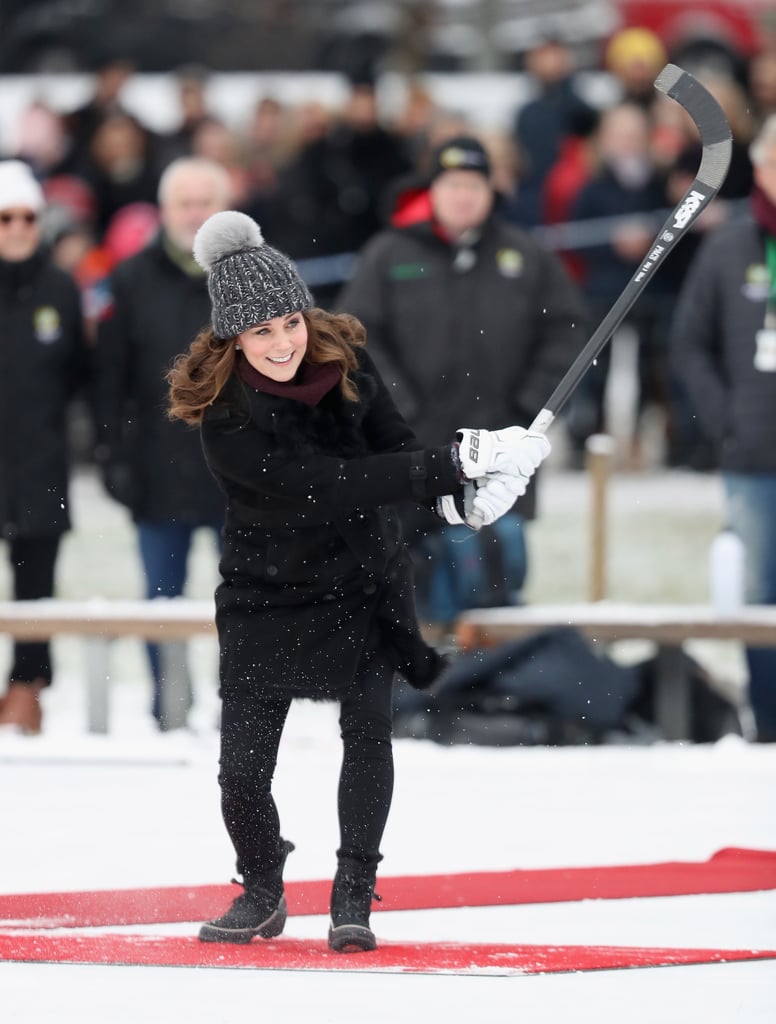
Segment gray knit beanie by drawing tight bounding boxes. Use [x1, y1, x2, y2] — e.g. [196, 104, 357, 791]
[192, 210, 313, 338]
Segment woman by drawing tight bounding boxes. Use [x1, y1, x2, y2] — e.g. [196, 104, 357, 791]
[167, 211, 549, 953]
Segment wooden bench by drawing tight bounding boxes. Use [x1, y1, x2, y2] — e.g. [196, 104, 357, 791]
[0, 599, 217, 734]
[454, 603, 776, 740]
[4, 599, 775, 740]
[0, 598, 470, 735]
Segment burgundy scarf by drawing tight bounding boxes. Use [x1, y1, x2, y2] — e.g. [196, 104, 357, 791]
[751, 185, 776, 238]
[237, 353, 341, 407]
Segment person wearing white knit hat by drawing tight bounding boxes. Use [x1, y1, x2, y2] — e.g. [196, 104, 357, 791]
[0, 160, 45, 264]
[0, 159, 46, 209]
[0, 159, 87, 735]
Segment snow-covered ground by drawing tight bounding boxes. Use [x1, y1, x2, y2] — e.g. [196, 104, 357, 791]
[2, 466, 774, 1021]
[2, 708, 775, 1022]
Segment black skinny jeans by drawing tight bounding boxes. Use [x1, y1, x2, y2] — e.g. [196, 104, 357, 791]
[218, 651, 395, 882]
[6, 534, 61, 686]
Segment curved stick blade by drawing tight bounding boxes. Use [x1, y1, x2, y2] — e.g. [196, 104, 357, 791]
[655, 64, 732, 189]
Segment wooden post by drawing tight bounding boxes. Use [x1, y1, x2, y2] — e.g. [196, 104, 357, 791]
[585, 434, 615, 602]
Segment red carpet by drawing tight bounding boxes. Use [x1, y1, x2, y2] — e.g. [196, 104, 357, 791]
[3, 849, 774, 976]
[1, 932, 774, 976]
[0, 847, 773, 930]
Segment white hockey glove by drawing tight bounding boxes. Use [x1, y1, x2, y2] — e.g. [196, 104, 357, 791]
[456, 426, 551, 481]
[436, 482, 476, 525]
[465, 473, 524, 528]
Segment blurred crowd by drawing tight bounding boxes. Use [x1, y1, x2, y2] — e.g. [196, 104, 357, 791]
[4, 31, 776, 467]
[3, 25, 776, 740]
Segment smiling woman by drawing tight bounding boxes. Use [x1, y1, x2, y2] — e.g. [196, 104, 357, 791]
[237, 313, 308, 382]
[164, 209, 550, 955]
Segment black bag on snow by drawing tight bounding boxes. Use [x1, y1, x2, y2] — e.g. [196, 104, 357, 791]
[393, 627, 640, 746]
[629, 649, 743, 743]
[393, 629, 744, 746]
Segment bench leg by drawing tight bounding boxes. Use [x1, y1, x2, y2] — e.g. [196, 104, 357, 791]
[654, 644, 692, 741]
[85, 638, 111, 735]
[158, 640, 193, 731]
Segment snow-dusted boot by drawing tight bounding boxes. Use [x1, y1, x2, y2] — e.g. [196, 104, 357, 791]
[328, 856, 381, 953]
[199, 839, 294, 944]
[0, 682, 43, 734]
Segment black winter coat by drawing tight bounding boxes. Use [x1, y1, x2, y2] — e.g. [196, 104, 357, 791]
[201, 350, 462, 699]
[671, 217, 776, 472]
[94, 236, 225, 524]
[336, 212, 587, 519]
[0, 251, 86, 539]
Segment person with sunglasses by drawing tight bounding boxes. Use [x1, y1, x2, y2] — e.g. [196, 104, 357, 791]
[0, 160, 88, 734]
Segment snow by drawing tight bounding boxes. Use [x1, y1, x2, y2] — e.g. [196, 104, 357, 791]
[3, 717, 775, 1021]
[1, 467, 776, 1020]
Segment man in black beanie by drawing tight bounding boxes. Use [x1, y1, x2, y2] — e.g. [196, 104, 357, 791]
[427, 136, 491, 179]
[337, 133, 587, 638]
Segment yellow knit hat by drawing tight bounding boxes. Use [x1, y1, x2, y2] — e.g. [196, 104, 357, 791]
[605, 28, 667, 73]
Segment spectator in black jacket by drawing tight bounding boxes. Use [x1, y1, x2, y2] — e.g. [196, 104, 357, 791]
[262, 72, 412, 308]
[511, 37, 595, 228]
[93, 157, 231, 730]
[337, 135, 586, 633]
[672, 115, 776, 743]
[0, 161, 87, 734]
[64, 57, 135, 170]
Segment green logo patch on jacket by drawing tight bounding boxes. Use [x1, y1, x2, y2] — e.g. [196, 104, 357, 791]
[389, 262, 430, 280]
[496, 248, 523, 278]
[33, 305, 62, 343]
[742, 263, 771, 302]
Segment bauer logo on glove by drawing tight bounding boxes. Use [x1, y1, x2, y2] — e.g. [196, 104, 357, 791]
[466, 430, 482, 466]
[455, 425, 551, 482]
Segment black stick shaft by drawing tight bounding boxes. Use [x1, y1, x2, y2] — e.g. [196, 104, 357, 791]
[470, 64, 732, 527]
[528, 64, 732, 435]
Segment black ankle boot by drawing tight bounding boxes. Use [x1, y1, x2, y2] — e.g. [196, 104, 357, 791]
[328, 856, 381, 953]
[199, 839, 294, 944]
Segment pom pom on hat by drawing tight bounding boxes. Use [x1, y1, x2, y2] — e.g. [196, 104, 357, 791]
[193, 210, 264, 272]
[0, 159, 46, 213]
[194, 210, 313, 338]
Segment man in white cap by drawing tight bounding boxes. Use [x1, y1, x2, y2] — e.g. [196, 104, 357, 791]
[0, 160, 87, 734]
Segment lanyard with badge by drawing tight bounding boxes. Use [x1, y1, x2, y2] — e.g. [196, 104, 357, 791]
[755, 235, 776, 371]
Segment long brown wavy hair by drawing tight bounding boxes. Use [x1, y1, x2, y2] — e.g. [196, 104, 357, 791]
[167, 307, 366, 425]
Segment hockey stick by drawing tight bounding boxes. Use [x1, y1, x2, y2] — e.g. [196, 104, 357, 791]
[469, 63, 732, 530]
